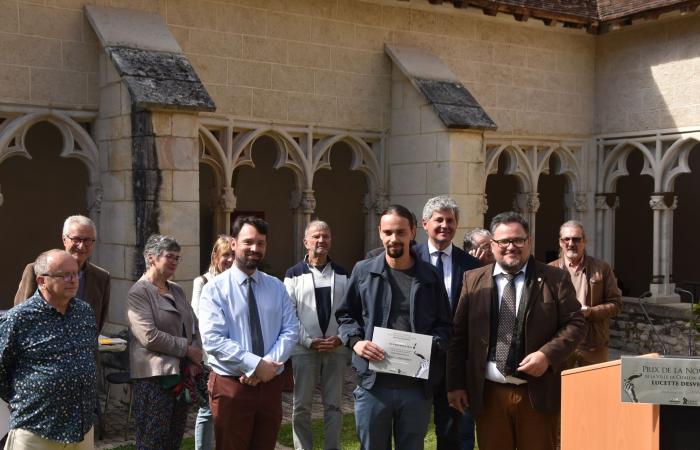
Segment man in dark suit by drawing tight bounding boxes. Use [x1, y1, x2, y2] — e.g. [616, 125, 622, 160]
[415, 196, 479, 450]
[14, 215, 111, 332]
[447, 211, 586, 450]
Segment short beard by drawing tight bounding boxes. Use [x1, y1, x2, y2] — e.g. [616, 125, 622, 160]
[237, 254, 261, 271]
[386, 245, 404, 259]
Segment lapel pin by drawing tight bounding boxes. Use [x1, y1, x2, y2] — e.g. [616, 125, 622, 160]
[537, 277, 542, 282]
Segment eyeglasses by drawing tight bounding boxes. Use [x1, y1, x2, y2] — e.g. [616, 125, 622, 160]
[42, 272, 79, 282]
[492, 238, 528, 249]
[65, 235, 95, 245]
[560, 237, 583, 244]
[162, 253, 181, 262]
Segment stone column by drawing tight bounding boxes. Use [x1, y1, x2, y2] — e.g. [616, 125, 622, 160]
[364, 190, 388, 253]
[594, 193, 618, 265]
[215, 186, 236, 235]
[513, 192, 539, 248]
[648, 194, 679, 302]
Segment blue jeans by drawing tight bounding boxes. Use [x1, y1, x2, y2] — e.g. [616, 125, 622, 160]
[195, 405, 214, 450]
[354, 384, 431, 450]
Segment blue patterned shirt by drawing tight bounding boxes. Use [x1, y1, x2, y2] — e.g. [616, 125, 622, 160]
[0, 291, 97, 443]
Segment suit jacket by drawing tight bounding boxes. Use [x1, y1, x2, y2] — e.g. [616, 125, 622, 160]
[415, 242, 479, 315]
[549, 254, 622, 350]
[127, 276, 202, 379]
[446, 257, 586, 415]
[14, 261, 111, 332]
[284, 257, 350, 356]
[336, 252, 453, 396]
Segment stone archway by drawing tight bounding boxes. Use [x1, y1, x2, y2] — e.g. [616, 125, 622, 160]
[313, 141, 369, 271]
[0, 111, 100, 307]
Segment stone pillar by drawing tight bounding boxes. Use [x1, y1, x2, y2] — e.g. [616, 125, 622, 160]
[388, 68, 487, 243]
[215, 186, 236, 235]
[594, 193, 618, 265]
[150, 111, 202, 300]
[93, 51, 136, 325]
[513, 192, 539, 248]
[364, 190, 388, 253]
[648, 194, 680, 302]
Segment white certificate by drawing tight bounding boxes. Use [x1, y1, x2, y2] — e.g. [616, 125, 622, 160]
[369, 327, 432, 379]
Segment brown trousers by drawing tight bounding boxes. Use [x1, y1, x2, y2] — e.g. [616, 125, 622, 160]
[209, 372, 284, 450]
[475, 381, 559, 450]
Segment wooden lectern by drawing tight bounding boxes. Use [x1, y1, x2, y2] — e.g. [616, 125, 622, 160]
[561, 359, 660, 450]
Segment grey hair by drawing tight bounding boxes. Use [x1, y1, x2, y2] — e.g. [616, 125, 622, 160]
[143, 234, 181, 266]
[422, 196, 459, 222]
[463, 228, 491, 251]
[490, 211, 529, 235]
[305, 220, 330, 237]
[34, 249, 72, 276]
[62, 215, 97, 238]
[559, 220, 586, 239]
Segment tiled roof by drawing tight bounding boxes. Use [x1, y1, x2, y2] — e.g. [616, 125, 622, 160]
[430, 0, 699, 31]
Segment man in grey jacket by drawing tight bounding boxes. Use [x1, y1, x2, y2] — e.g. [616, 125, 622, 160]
[284, 220, 350, 450]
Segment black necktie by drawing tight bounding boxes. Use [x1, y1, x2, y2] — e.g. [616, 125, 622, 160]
[436, 251, 445, 280]
[495, 271, 521, 376]
[247, 277, 264, 356]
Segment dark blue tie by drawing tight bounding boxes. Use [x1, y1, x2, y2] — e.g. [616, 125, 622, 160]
[436, 251, 445, 281]
[247, 277, 264, 356]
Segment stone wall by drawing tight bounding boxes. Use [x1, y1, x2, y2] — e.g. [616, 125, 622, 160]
[610, 298, 699, 357]
[596, 12, 700, 134]
[0, 0, 596, 138]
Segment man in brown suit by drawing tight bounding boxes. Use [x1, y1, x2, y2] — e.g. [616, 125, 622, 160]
[447, 211, 586, 450]
[14, 215, 111, 331]
[549, 220, 622, 366]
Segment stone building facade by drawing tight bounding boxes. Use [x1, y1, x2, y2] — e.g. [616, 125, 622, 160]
[0, 0, 699, 331]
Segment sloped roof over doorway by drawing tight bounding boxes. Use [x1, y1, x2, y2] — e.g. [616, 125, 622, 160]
[385, 44, 497, 130]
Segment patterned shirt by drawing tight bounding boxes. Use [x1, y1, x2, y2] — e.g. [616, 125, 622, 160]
[0, 291, 97, 443]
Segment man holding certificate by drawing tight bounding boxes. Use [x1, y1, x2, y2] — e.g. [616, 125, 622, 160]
[336, 204, 452, 450]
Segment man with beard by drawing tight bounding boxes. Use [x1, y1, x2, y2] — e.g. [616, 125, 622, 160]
[549, 220, 622, 367]
[415, 196, 479, 450]
[284, 220, 350, 450]
[15, 215, 111, 332]
[198, 216, 299, 450]
[446, 211, 586, 450]
[336, 205, 452, 450]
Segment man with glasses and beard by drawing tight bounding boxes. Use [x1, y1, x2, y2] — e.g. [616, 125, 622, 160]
[14, 215, 110, 332]
[336, 205, 452, 450]
[198, 216, 299, 450]
[446, 212, 586, 450]
[549, 220, 622, 367]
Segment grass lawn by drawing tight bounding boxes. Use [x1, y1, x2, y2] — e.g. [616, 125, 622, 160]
[277, 413, 439, 450]
[107, 413, 477, 449]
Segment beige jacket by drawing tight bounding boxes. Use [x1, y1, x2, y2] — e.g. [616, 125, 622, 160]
[127, 276, 202, 379]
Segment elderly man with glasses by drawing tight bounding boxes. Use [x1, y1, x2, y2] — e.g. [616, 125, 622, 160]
[14, 215, 111, 332]
[1, 249, 98, 449]
[548, 220, 622, 367]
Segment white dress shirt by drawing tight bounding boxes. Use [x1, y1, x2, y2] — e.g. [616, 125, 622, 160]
[428, 241, 453, 300]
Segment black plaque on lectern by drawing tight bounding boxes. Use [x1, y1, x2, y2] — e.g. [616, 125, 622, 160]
[660, 404, 700, 450]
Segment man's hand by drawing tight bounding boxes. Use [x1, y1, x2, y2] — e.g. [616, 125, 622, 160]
[352, 340, 384, 361]
[186, 345, 203, 369]
[447, 389, 469, 414]
[254, 359, 283, 382]
[312, 336, 343, 352]
[239, 374, 261, 386]
[518, 351, 550, 377]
